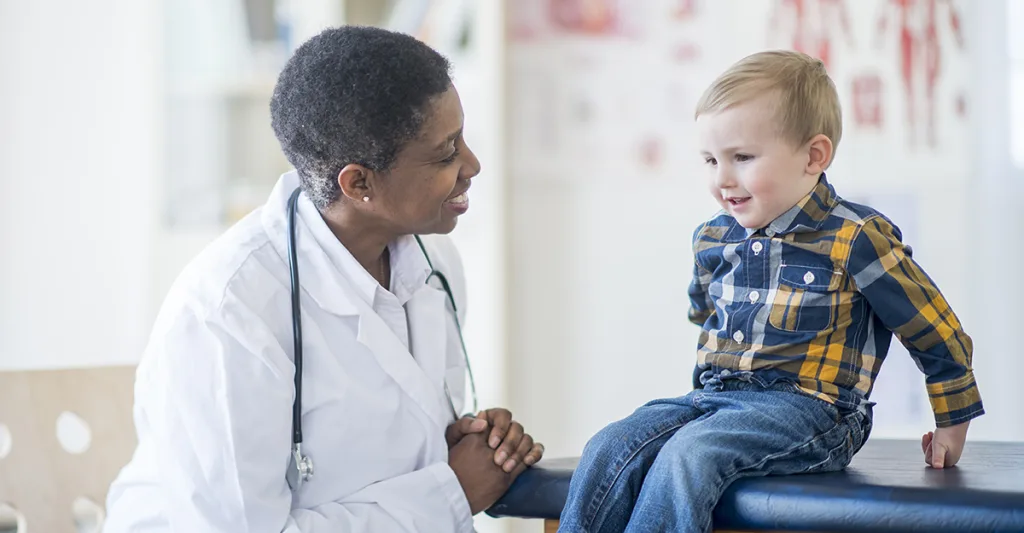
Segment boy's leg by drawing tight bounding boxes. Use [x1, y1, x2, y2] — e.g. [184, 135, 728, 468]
[557, 394, 705, 533]
[623, 388, 859, 533]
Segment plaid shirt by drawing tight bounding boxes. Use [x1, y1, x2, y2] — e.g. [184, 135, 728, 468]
[688, 175, 983, 427]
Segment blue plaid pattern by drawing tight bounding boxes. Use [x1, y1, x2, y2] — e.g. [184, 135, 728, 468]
[688, 175, 983, 427]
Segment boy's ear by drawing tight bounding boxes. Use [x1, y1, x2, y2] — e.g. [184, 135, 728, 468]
[806, 134, 834, 174]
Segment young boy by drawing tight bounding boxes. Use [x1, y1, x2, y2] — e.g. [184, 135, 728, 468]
[558, 50, 983, 533]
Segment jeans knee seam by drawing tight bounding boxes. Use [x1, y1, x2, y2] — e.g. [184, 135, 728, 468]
[584, 421, 689, 531]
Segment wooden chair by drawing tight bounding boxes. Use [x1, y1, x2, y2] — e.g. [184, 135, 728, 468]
[0, 366, 137, 533]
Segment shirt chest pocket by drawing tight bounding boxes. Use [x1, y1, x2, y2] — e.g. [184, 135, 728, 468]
[769, 263, 842, 333]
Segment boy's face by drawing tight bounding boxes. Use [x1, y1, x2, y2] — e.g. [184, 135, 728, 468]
[696, 95, 824, 230]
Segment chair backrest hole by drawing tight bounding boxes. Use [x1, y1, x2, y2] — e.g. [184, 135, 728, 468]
[73, 496, 105, 533]
[0, 424, 11, 459]
[0, 502, 27, 533]
[56, 411, 92, 455]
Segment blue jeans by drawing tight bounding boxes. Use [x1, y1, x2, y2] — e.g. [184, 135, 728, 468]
[558, 372, 870, 533]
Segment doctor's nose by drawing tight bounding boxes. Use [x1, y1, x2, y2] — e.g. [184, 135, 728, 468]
[460, 139, 482, 181]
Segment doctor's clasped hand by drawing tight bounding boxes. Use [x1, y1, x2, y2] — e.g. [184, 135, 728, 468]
[445, 411, 544, 513]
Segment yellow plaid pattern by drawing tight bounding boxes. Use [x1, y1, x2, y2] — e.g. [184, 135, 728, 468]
[687, 176, 983, 427]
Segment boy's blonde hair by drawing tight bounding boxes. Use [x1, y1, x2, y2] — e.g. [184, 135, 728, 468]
[695, 50, 842, 162]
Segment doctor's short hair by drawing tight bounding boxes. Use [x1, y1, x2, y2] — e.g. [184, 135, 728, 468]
[270, 26, 453, 210]
[694, 50, 843, 164]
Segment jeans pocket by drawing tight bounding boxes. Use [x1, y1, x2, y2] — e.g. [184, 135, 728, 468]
[846, 411, 869, 456]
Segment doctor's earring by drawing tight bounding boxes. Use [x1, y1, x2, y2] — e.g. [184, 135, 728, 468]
[362, 196, 370, 202]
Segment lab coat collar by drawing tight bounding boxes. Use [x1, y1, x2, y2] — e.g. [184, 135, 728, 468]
[262, 172, 453, 428]
[264, 172, 432, 310]
[388, 236, 432, 306]
[262, 171, 358, 317]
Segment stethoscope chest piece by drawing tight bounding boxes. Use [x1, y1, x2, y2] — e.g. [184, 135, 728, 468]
[287, 442, 314, 489]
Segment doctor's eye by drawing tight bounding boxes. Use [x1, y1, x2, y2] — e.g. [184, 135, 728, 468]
[439, 149, 460, 165]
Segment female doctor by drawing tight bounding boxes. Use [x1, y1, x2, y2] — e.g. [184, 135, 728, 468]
[104, 26, 543, 532]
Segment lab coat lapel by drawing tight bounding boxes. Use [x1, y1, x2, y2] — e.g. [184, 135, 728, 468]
[263, 173, 451, 428]
[354, 292, 452, 430]
[404, 285, 450, 412]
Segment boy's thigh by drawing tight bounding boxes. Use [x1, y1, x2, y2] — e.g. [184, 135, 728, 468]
[586, 392, 707, 453]
[660, 389, 853, 477]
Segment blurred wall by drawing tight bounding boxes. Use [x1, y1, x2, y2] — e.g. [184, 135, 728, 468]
[0, 0, 162, 370]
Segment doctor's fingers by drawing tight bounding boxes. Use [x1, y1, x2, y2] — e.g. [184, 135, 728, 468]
[493, 421, 525, 467]
[504, 433, 544, 472]
[480, 409, 514, 449]
[499, 432, 531, 473]
[523, 440, 545, 468]
[508, 452, 531, 480]
[446, 416, 489, 448]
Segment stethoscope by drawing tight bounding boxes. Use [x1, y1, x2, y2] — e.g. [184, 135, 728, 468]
[285, 187, 478, 490]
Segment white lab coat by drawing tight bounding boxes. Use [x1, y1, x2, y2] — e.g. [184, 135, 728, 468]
[104, 171, 474, 532]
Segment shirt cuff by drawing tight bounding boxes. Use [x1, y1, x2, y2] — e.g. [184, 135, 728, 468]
[429, 462, 475, 532]
[927, 371, 985, 427]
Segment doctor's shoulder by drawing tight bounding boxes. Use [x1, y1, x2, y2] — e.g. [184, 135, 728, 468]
[147, 211, 287, 341]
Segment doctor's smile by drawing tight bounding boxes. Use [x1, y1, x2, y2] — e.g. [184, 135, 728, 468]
[443, 189, 470, 214]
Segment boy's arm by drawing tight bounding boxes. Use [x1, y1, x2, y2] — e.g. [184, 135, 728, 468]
[846, 216, 982, 467]
[688, 225, 715, 326]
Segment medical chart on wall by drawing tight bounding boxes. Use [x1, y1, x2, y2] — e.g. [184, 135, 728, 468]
[508, 0, 971, 185]
[872, 0, 968, 149]
[508, 0, 733, 182]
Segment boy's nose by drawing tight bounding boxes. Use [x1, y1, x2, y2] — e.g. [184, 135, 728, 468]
[714, 167, 736, 189]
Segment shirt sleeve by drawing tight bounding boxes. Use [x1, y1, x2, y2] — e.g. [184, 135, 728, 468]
[688, 224, 716, 327]
[846, 215, 984, 427]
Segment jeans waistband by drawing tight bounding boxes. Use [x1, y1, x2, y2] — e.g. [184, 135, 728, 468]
[699, 369, 874, 421]
[698, 368, 798, 393]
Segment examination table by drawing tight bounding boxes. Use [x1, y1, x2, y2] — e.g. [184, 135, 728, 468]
[488, 439, 1024, 532]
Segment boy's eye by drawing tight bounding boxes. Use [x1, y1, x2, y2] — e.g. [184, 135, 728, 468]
[704, 157, 717, 166]
[735, 154, 753, 162]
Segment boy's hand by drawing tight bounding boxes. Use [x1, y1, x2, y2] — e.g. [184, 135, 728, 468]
[921, 420, 970, 469]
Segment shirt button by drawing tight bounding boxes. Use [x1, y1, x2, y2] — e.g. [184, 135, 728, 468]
[751, 242, 763, 253]
[733, 330, 745, 343]
[766, 229, 776, 237]
[749, 291, 760, 303]
[803, 271, 816, 284]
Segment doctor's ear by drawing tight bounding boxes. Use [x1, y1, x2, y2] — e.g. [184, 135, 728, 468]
[336, 164, 377, 203]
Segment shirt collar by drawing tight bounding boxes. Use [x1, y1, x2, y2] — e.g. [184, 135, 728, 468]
[299, 202, 430, 307]
[745, 173, 838, 238]
[387, 235, 432, 306]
